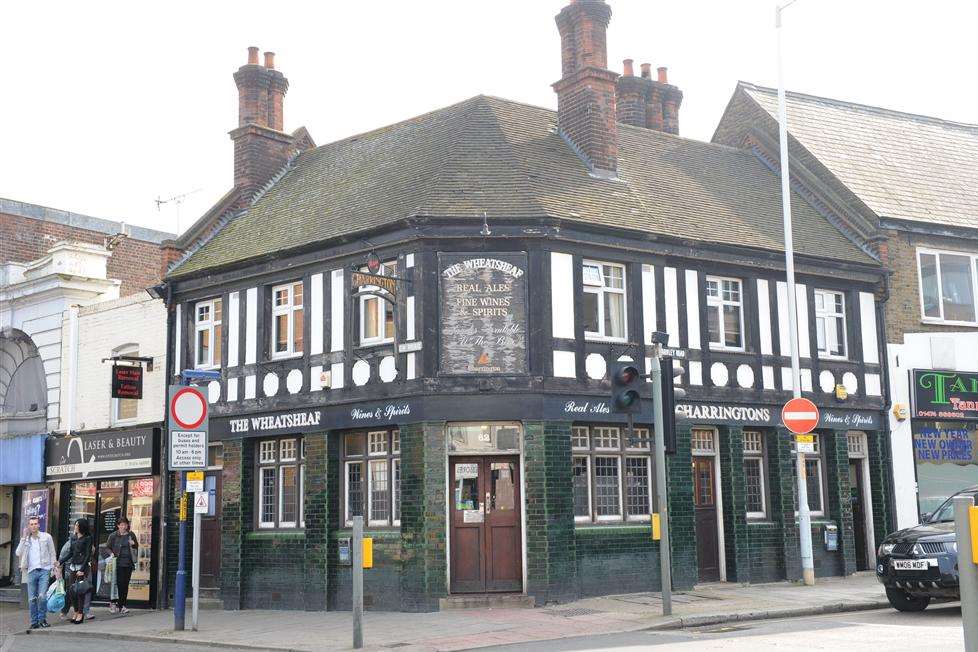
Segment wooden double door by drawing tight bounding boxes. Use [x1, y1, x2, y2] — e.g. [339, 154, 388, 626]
[449, 456, 522, 593]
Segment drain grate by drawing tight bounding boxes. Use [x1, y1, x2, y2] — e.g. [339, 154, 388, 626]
[547, 607, 606, 618]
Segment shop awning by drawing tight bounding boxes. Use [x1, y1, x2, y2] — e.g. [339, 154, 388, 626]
[0, 433, 47, 484]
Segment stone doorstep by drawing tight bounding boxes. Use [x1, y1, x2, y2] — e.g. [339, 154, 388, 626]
[439, 594, 536, 610]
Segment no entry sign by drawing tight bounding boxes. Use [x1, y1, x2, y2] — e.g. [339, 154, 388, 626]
[168, 385, 209, 470]
[781, 397, 820, 434]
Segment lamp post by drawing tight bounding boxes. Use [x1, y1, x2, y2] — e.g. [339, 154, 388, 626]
[776, 0, 816, 587]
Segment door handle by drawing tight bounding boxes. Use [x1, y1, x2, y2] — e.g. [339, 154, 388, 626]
[485, 491, 491, 515]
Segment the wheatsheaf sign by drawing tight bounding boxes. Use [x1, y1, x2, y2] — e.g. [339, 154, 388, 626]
[912, 370, 978, 420]
[439, 253, 528, 375]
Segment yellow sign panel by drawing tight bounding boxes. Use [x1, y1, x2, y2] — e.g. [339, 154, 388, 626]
[970, 506, 978, 565]
[795, 434, 815, 444]
[362, 537, 373, 569]
[178, 493, 188, 521]
[187, 471, 204, 482]
[651, 514, 661, 541]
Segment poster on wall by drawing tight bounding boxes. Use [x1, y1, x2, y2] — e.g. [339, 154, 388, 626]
[912, 421, 978, 465]
[912, 369, 978, 420]
[20, 489, 49, 533]
[439, 253, 528, 375]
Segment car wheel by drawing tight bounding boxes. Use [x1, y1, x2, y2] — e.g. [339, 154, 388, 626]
[885, 587, 930, 612]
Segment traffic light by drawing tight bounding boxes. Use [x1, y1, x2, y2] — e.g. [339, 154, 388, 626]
[610, 361, 644, 414]
[660, 357, 686, 454]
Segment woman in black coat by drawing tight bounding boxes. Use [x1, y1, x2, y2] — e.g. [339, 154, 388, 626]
[66, 519, 93, 624]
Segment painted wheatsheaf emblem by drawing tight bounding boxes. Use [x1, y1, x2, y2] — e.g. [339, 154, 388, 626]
[439, 253, 528, 375]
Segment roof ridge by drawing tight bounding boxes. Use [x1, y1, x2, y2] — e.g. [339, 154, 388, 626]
[738, 80, 978, 130]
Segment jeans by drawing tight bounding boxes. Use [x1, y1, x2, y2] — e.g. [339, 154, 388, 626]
[114, 565, 133, 608]
[26, 568, 51, 625]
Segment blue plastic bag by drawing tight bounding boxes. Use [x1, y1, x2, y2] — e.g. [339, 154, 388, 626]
[46, 578, 65, 612]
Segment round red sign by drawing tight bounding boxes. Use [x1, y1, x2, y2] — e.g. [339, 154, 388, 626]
[170, 387, 207, 430]
[781, 397, 819, 434]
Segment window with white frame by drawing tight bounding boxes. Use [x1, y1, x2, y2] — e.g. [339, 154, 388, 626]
[918, 249, 978, 324]
[359, 261, 396, 346]
[705, 276, 744, 350]
[271, 281, 304, 358]
[582, 261, 626, 341]
[814, 290, 846, 358]
[794, 433, 825, 516]
[343, 429, 400, 527]
[743, 431, 767, 519]
[194, 298, 222, 368]
[111, 345, 139, 424]
[572, 425, 654, 523]
[256, 437, 305, 529]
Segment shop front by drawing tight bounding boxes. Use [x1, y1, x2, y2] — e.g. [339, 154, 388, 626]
[45, 426, 162, 606]
[909, 370, 978, 519]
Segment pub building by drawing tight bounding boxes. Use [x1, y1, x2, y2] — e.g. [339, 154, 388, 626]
[161, 1, 890, 611]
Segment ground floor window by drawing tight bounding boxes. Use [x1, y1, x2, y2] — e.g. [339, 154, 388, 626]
[743, 430, 768, 519]
[572, 424, 653, 523]
[793, 433, 825, 517]
[912, 420, 978, 519]
[256, 437, 305, 529]
[343, 428, 400, 527]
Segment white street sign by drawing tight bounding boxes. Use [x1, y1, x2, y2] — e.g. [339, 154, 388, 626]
[194, 492, 209, 514]
[170, 430, 207, 469]
[185, 471, 204, 493]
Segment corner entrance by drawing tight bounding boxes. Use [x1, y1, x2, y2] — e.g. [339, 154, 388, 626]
[449, 456, 522, 593]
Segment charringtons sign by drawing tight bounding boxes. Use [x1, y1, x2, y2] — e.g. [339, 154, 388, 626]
[912, 369, 978, 420]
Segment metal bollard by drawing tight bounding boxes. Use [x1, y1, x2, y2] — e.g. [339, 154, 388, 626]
[953, 495, 978, 652]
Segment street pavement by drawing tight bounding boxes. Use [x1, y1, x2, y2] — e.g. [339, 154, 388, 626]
[480, 604, 964, 651]
[0, 573, 911, 652]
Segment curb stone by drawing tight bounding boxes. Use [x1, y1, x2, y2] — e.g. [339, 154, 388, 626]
[24, 629, 300, 652]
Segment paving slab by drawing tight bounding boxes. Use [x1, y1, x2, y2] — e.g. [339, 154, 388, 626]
[15, 572, 890, 652]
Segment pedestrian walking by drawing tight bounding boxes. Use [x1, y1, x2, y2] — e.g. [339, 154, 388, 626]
[14, 516, 57, 630]
[105, 516, 138, 614]
[66, 518, 94, 625]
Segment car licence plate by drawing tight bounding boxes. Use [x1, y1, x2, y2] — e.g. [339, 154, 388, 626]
[893, 559, 932, 571]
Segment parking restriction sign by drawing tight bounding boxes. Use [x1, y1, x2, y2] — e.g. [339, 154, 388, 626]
[168, 385, 209, 470]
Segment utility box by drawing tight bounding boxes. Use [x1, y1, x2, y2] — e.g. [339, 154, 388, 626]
[824, 523, 838, 551]
[338, 537, 352, 565]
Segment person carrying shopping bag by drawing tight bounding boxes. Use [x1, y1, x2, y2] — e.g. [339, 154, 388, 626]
[105, 516, 137, 613]
[14, 516, 57, 630]
[66, 518, 94, 625]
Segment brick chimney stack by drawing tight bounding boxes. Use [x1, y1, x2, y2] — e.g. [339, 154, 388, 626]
[615, 58, 683, 135]
[552, 0, 620, 177]
[230, 46, 295, 208]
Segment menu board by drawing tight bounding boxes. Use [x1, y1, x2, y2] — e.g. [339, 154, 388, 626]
[439, 253, 528, 375]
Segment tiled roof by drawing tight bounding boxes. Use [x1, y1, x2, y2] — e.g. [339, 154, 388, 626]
[737, 82, 978, 229]
[171, 95, 874, 277]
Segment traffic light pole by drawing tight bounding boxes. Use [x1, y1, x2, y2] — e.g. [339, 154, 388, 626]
[650, 346, 672, 616]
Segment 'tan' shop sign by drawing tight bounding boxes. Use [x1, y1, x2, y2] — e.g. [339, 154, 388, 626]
[912, 370, 978, 420]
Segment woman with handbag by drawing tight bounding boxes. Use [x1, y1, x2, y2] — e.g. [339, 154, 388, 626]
[105, 516, 138, 614]
[66, 518, 94, 625]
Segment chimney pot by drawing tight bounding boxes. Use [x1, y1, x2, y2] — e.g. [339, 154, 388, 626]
[623, 59, 634, 76]
[264, 51, 275, 69]
[657, 66, 668, 83]
[247, 46, 259, 65]
[640, 63, 651, 79]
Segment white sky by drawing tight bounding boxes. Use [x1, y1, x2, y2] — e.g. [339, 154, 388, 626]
[2, 0, 974, 237]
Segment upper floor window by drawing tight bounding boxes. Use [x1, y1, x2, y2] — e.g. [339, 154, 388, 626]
[111, 344, 139, 425]
[814, 290, 846, 359]
[582, 261, 626, 341]
[194, 298, 222, 369]
[271, 281, 304, 358]
[359, 261, 396, 346]
[705, 276, 744, 350]
[918, 249, 978, 324]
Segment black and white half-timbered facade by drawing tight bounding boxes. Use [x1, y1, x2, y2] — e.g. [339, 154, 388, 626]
[162, 2, 890, 611]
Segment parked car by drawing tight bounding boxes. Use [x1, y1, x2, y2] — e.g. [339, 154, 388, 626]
[876, 485, 977, 611]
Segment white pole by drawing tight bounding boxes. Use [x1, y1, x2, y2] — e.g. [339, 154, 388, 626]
[352, 516, 364, 649]
[954, 496, 978, 651]
[777, 0, 815, 587]
[650, 347, 672, 615]
[192, 506, 201, 630]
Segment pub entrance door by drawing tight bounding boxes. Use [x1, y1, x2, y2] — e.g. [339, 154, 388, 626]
[691, 428, 721, 582]
[449, 456, 522, 593]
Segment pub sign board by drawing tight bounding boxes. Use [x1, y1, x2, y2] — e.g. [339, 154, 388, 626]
[912, 369, 978, 420]
[46, 428, 155, 481]
[439, 253, 528, 375]
[111, 364, 143, 400]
